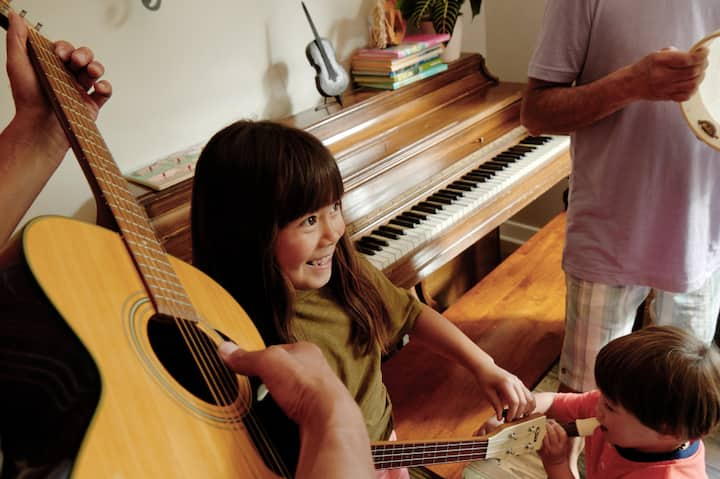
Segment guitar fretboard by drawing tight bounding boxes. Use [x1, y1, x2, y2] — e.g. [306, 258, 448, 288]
[371, 438, 489, 469]
[21, 19, 196, 321]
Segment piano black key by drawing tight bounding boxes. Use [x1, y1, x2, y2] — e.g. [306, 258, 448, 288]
[379, 225, 405, 235]
[447, 182, 474, 192]
[478, 162, 505, 171]
[358, 239, 382, 251]
[356, 244, 377, 255]
[428, 195, 453, 205]
[402, 211, 427, 221]
[521, 136, 551, 144]
[412, 204, 437, 214]
[491, 156, 517, 164]
[434, 190, 463, 200]
[418, 201, 442, 211]
[463, 173, 489, 182]
[508, 146, 534, 153]
[373, 229, 399, 240]
[486, 160, 509, 169]
[390, 218, 416, 228]
[475, 167, 499, 175]
[495, 154, 522, 162]
[361, 235, 389, 247]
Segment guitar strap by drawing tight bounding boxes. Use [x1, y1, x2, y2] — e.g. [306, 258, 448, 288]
[0, 261, 100, 478]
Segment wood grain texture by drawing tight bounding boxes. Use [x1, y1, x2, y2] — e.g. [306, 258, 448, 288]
[382, 213, 567, 478]
[21, 216, 282, 478]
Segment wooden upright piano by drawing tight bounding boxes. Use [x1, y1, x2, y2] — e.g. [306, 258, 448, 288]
[130, 53, 570, 478]
[130, 53, 569, 289]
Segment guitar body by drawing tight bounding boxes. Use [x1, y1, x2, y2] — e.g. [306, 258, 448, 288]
[18, 216, 284, 478]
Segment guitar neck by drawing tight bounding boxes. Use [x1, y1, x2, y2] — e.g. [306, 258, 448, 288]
[1, 2, 196, 320]
[371, 415, 547, 470]
[371, 437, 490, 470]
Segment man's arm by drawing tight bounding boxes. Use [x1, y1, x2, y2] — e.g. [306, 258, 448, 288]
[219, 341, 375, 479]
[521, 47, 709, 135]
[0, 11, 111, 246]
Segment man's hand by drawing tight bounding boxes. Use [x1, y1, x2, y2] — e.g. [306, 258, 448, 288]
[7, 10, 111, 134]
[628, 47, 708, 102]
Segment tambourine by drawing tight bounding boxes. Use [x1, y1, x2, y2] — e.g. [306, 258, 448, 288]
[681, 29, 720, 151]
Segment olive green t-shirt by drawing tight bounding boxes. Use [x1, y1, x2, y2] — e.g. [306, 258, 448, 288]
[293, 263, 423, 440]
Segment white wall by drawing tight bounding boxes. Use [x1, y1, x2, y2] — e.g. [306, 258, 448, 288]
[485, 0, 546, 82]
[0, 0, 372, 224]
[1, 0, 545, 227]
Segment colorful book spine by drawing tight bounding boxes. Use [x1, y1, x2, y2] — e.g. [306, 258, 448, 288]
[356, 33, 450, 58]
[355, 63, 449, 90]
[351, 45, 444, 73]
[352, 57, 444, 83]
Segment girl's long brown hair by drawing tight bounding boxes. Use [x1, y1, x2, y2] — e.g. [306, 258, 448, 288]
[192, 120, 393, 354]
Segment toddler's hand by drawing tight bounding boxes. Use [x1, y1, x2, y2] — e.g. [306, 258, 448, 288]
[538, 419, 570, 466]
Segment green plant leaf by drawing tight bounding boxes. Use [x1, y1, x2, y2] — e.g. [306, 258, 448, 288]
[430, 0, 461, 34]
[408, 0, 434, 28]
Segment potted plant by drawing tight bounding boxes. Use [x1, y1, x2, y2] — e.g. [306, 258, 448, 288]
[397, 0, 483, 36]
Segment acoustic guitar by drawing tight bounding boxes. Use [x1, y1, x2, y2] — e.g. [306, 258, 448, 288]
[0, 4, 547, 477]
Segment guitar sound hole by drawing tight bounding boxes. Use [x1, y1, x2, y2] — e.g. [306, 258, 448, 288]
[147, 316, 239, 406]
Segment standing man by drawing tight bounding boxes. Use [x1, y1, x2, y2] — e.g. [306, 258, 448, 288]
[522, 0, 720, 395]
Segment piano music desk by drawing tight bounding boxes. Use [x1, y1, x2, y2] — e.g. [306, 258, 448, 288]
[382, 212, 567, 479]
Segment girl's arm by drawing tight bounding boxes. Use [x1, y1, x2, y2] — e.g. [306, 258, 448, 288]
[409, 304, 535, 421]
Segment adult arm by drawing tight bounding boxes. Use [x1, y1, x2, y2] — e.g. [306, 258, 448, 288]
[409, 304, 535, 422]
[521, 47, 709, 135]
[219, 341, 375, 479]
[0, 11, 111, 246]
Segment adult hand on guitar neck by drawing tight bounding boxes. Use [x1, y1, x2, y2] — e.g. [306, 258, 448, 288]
[0, 10, 112, 246]
[219, 341, 375, 479]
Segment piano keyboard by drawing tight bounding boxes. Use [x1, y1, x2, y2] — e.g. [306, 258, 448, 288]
[354, 133, 570, 272]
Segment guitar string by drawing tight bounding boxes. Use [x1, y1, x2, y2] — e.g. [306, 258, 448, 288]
[28, 26, 290, 477]
[371, 439, 491, 468]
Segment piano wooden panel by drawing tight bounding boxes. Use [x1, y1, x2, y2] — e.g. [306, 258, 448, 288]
[382, 213, 567, 478]
[129, 53, 570, 291]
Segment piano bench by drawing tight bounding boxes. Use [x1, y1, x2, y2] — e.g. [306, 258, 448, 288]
[382, 212, 567, 479]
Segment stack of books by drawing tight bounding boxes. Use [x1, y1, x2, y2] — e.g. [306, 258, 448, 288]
[351, 33, 450, 90]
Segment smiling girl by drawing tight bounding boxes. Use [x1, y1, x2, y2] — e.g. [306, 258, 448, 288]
[191, 120, 534, 478]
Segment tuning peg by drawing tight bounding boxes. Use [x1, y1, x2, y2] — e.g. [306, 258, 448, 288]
[19, 9, 27, 17]
[34, 22, 42, 31]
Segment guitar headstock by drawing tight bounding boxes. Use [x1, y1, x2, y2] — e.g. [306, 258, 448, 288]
[485, 414, 547, 460]
[0, 1, 43, 32]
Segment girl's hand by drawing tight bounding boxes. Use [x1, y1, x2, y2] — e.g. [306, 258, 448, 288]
[474, 363, 535, 422]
